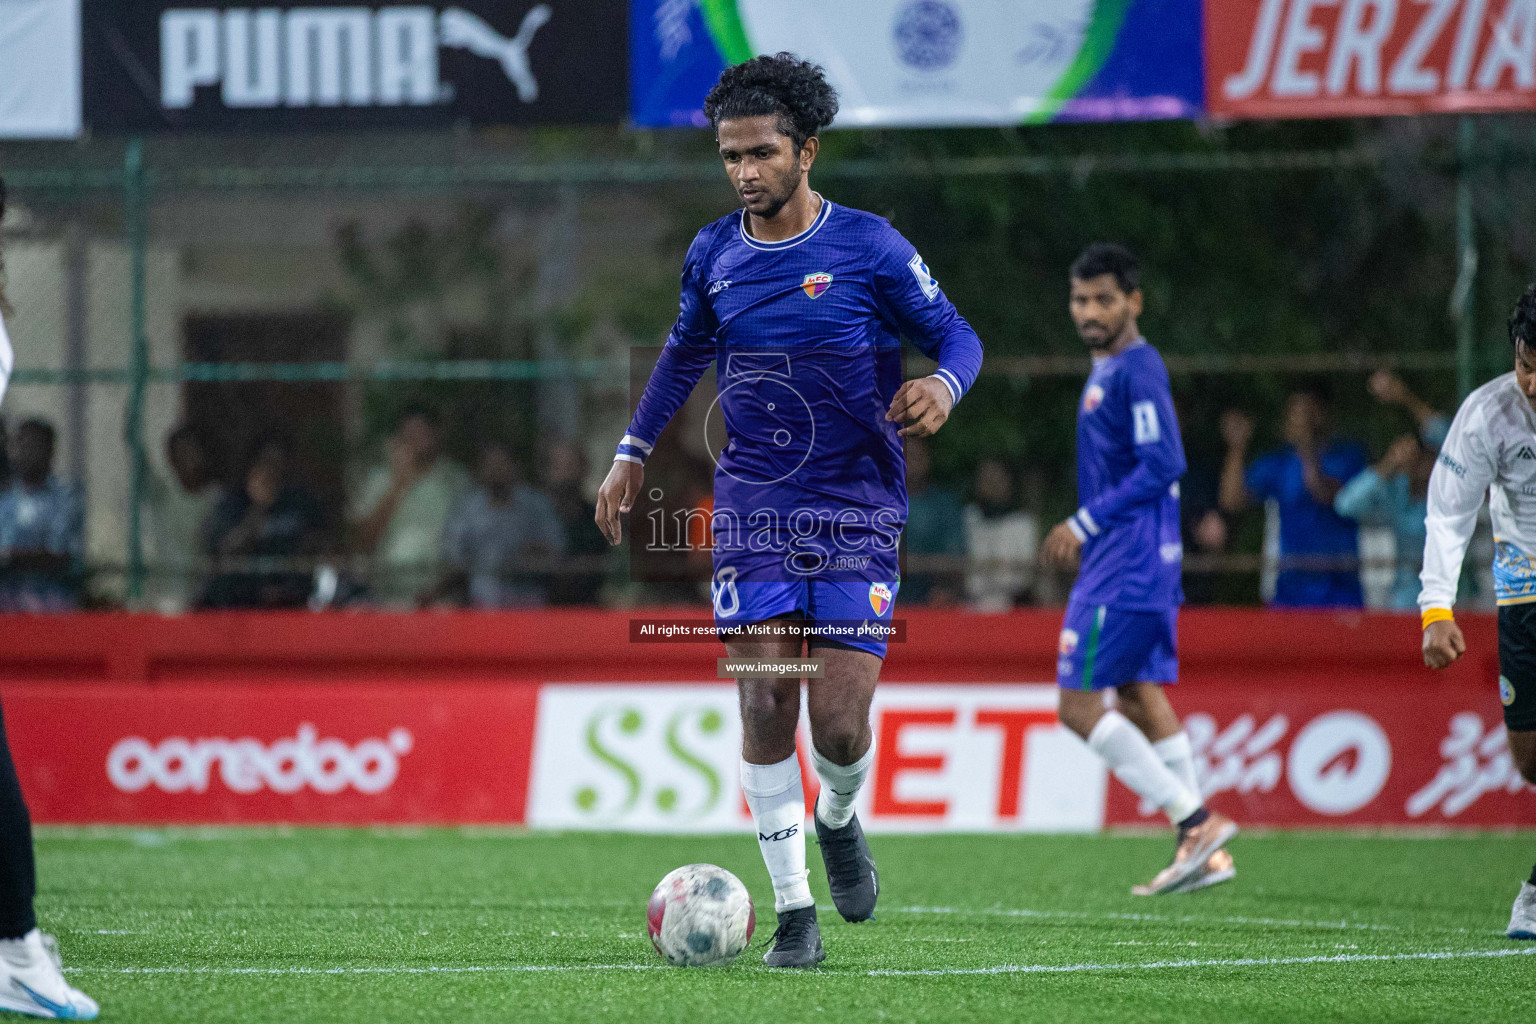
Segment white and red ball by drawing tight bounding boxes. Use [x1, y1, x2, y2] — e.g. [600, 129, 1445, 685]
[646, 864, 755, 967]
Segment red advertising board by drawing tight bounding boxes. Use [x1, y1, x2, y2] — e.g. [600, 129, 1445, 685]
[4, 682, 539, 824]
[0, 608, 1527, 828]
[1208, 0, 1536, 119]
[1106, 682, 1530, 828]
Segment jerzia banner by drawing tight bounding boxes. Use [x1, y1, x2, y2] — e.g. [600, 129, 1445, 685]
[82, 1, 626, 131]
[1208, 0, 1536, 119]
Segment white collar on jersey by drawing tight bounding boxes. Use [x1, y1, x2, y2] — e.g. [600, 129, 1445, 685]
[737, 192, 833, 251]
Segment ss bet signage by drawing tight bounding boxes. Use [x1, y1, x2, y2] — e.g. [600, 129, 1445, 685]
[526, 685, 1104, 833]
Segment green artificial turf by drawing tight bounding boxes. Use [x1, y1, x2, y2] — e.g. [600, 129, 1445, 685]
[31, 828, 1536, 1023]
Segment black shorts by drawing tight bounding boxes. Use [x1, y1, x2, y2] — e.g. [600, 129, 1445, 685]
[1496, 604, 1536, 731]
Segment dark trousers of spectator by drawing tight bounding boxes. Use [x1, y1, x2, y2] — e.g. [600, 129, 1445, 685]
[0, 700, 36, 939]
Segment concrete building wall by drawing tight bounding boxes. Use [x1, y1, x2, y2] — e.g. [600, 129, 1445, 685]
[2, 184, 699, 597]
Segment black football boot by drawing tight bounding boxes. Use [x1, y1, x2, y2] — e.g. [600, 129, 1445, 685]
[762, 906, 826, 968]
[815, 812, 879, 922]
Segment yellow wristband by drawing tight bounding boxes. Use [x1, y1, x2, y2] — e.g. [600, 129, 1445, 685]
[1421, 608, 1455, 630]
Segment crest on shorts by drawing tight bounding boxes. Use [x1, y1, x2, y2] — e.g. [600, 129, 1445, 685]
[1059, 629, 1079, 656]
[868, 582, 893, 616]
[1500, 675, 1517, 707]
[801, 272, 833, 299]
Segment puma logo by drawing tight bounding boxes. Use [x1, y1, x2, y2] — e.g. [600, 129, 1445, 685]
[439, 5, 551, 103]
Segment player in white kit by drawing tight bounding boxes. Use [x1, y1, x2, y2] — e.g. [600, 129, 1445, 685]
[1419, 284, 1536, 941]
[0, 175, 100, 1018]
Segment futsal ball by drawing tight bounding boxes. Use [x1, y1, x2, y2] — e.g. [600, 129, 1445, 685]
[646, 864, 756, 967]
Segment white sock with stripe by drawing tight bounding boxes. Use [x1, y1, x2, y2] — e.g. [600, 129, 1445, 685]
[811, 741, 874, 830]
[740, 755, 813, 912]
[1087, 712, 1202, 825]
[1153, 731, 1201, 800]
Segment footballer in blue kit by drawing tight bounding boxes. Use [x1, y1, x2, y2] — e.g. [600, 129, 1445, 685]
[595, 55, 982, 968]
[1040, 244, 1238, 896]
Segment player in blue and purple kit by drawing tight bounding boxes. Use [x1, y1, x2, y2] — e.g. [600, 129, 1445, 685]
[594, 54, 982, 967]
[1040, 244, 1239, 895]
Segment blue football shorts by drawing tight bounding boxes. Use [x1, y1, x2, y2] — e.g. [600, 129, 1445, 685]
[1056, 601, 1179, 691]
[711, 549, 899, 658]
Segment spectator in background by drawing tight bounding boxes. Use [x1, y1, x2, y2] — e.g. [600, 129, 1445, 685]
[1367, 369, 1450, 449]
[963, 458, 1038, 611]
[902, 437, 965, 605]
[0, 419, 83, 612]
[1333, 372, 1446, 612]
[421, 442, 565, 609]
[541, 440, 608, 605]
[1335, 434, 1434, 611]
[1219, 387, 1369, 608]
[145, 424, 219, 613]
[350, 406, 470, 606]
[201, 430, 324, 609]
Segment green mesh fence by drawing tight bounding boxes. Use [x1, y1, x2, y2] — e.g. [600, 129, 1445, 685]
[0, 119, 1530, 610]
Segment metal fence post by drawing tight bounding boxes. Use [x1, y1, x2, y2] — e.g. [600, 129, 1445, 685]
[1453, 117, 1479, 400]
[124, 139, 150, 605]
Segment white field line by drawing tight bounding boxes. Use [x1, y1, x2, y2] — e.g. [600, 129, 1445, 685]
[866, 945, 1536, 976]
[888, 905, 1433, 934]
[66, 965, 667, 976]
[61, 945, 1536, 978]
[65, 904, 1469, 937]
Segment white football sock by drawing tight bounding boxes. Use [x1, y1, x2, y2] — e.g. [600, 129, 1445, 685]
[1153, 731, 1201, 800]
[811, 741, 874, 829]
[1086, 711, 1201, 825]
[740, 755, 813, 912]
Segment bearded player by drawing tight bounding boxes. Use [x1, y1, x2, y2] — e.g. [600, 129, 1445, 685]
[1040, 244, 1238, 895]
[1419, 284, 1536, 941]
[595, 54, 983, 967]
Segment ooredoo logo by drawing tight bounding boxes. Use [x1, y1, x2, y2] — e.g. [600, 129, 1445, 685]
[106, 724, 415, 796]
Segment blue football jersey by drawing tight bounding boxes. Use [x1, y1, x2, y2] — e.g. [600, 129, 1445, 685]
[617, 197, 983, 577]
[1065, 340, 1185, 609]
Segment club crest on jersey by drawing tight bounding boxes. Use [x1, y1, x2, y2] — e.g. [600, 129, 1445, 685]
[868, 582, 893, 616]
[1501, 675, 1517, 707]
[1059, 629, 1079, 656]
[801, 272, 833, 299]
[1083, 385, 1105, 413]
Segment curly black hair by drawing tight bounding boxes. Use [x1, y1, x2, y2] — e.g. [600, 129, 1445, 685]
[702, 52, 839, 150]
[1511, 283, 1536, 352]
